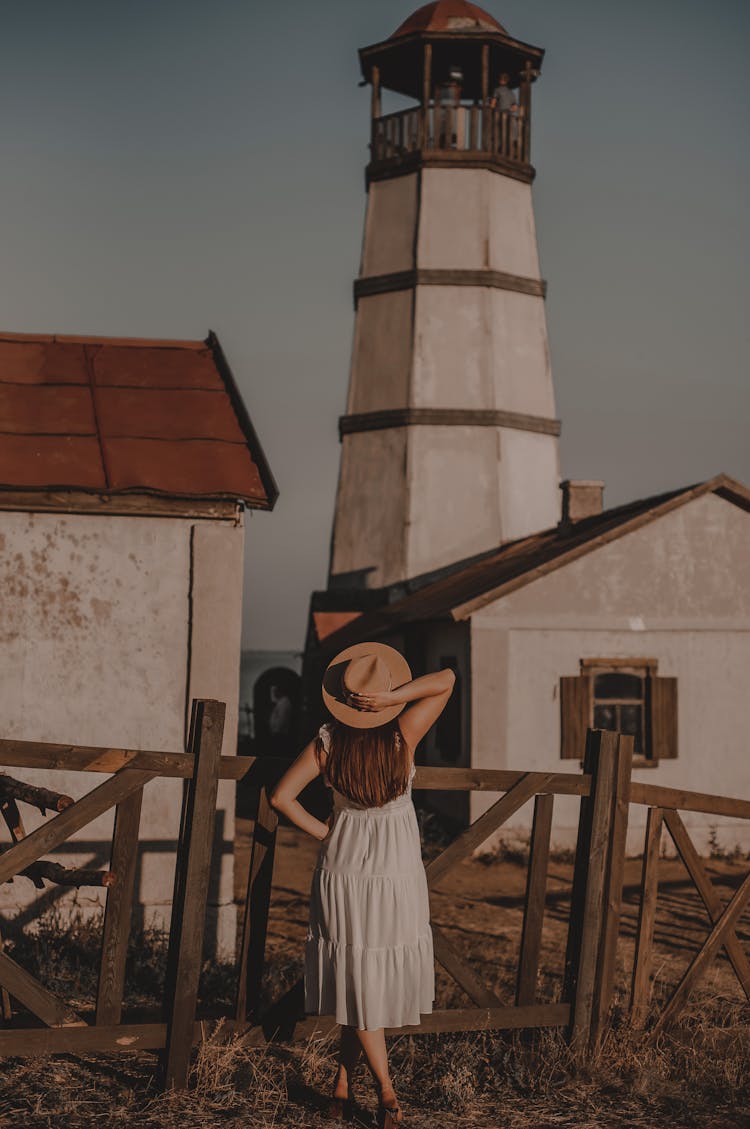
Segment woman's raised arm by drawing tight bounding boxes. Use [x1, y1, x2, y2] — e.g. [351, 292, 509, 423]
[347, 668, 456, 752]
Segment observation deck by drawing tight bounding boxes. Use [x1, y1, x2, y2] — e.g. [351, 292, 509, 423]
[369, 101, 531, 182]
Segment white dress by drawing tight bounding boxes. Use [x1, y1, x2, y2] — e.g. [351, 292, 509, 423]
[304, 723, 435, 1030]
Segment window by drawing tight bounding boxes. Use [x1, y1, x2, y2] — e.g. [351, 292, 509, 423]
[592, 668, 646, 755]
[560, 659, 677, 766]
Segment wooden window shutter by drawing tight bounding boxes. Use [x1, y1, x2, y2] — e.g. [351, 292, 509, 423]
[650, 676, 678, 759]
[560, 675, 592, 760]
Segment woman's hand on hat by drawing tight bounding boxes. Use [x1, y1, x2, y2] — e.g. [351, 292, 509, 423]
[345, 688, 395, 712]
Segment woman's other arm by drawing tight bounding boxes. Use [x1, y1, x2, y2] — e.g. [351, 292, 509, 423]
[347, 668, 456, 751]
[269, 740, 331, 841]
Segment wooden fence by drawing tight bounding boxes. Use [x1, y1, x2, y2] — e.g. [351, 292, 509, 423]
[1, 716, 748, 1085]
[627, 775, 750, 1036]
[235, 728, 619, 1048]
[236, 727, 750, 1053]
[0, 699, 227, 1088]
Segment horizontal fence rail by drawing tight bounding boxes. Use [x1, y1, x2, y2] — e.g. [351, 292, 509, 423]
[4, 739, 749, 822]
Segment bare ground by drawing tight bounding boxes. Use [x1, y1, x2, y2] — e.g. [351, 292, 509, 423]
[0, 813, 748, 1128]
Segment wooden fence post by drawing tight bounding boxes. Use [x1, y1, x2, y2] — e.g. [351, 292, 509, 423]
[563, 728, 622, 1052]
[591, 733, 633, 1044]
[162, 699, 225, 1089]
[96, 787, 144, 1025]
[630, 806, 663, 1027]
[516, 792, 554, 1006]
[235, 784, 279, 1024]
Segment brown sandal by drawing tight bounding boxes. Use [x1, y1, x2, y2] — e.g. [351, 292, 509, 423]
[377, 1099, 404, 1128]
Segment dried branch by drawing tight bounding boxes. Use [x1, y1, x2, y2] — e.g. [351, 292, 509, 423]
[16, 861, 117, 890]
[0, 773, 74, 815]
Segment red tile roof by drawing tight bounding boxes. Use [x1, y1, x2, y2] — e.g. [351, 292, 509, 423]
[0, 331, 277, 509]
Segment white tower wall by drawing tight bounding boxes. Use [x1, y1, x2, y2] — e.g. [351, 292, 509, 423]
[331, 162, 561, 587]
[361, 173, 419, 276]
[417, 169, 542, 277]
[348, 292, 413, 413]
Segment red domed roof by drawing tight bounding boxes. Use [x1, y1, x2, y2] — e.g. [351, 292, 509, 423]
[390, 1, 507, 40]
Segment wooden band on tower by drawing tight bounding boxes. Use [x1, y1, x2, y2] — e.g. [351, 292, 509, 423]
[339, 408, 561, 440]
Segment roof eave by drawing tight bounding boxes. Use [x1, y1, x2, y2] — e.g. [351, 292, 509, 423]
[206, 331, 279, 512]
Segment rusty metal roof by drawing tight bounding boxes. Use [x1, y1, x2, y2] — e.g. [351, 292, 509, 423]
[0, 330, 277, 509]
[390, 1, 506, 39]
[312, 475, 750, 652]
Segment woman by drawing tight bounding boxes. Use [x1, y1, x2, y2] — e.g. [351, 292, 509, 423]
[270, 642, 455, 1127]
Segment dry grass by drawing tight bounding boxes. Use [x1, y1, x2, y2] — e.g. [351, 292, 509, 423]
[1, 826, 749, 1128]
[1, 990, 748, 1128]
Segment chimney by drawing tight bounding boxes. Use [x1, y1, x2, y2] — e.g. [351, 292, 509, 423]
[560, 480, 605, 524]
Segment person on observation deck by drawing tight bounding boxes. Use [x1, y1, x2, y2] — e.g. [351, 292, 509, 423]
[490, 71, 517, 112]
[271, 643, 455, 1128]
[435, 64, 463, 148]
[491, 72, 521, 157]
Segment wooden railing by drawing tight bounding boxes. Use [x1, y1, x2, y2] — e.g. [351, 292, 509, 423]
[371, 104, 530, 167]
[237, 728, 750, 1052]
[237, 730, 629, 1048]
[628, 781, 750, 1036]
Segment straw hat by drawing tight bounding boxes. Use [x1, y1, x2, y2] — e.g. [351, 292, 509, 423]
[322, 642, 412, 729]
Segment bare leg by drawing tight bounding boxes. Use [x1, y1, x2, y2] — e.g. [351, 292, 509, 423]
[354, 1028, 400, 1112]
[333, 1025, 362, 1098]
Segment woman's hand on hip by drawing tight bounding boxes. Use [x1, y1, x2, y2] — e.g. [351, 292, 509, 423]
[319, 813, 334, 842]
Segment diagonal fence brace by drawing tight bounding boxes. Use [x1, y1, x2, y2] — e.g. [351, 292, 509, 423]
[426, 773, 555, 888]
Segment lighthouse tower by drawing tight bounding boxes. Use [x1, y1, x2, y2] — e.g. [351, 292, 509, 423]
[329, 2, 561, 590]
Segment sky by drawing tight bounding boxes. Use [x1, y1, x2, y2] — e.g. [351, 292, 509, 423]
[1, 0, 748, 651]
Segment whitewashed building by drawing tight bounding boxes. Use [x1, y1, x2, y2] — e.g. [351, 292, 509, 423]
[0, 330, 277, 955]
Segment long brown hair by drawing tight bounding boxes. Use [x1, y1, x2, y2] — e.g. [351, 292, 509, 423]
[316, 718, 411, 807]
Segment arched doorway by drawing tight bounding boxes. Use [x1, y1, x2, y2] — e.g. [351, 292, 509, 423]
[252, 666, 301, 758]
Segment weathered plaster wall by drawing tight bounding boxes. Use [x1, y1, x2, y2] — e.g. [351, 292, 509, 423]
[0, 509, 244, 957]
[469, 493, 750, 853]
[187, 520, 244, 952]
[348, 291, 413, 414]
[417, 169, 542, 278]
[410, 286, 556, 417]
[487, 290, 554, 417]
[405, 424, 503, 579]
[411, 285, 495, 410]
[496, 428, 560, 540]
[332, 423, 559, 587]
[361, 173, 418, 277]
[330, 429, 409, 584]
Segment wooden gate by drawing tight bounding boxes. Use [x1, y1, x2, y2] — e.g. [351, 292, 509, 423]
[235, 728, 638, 1051]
